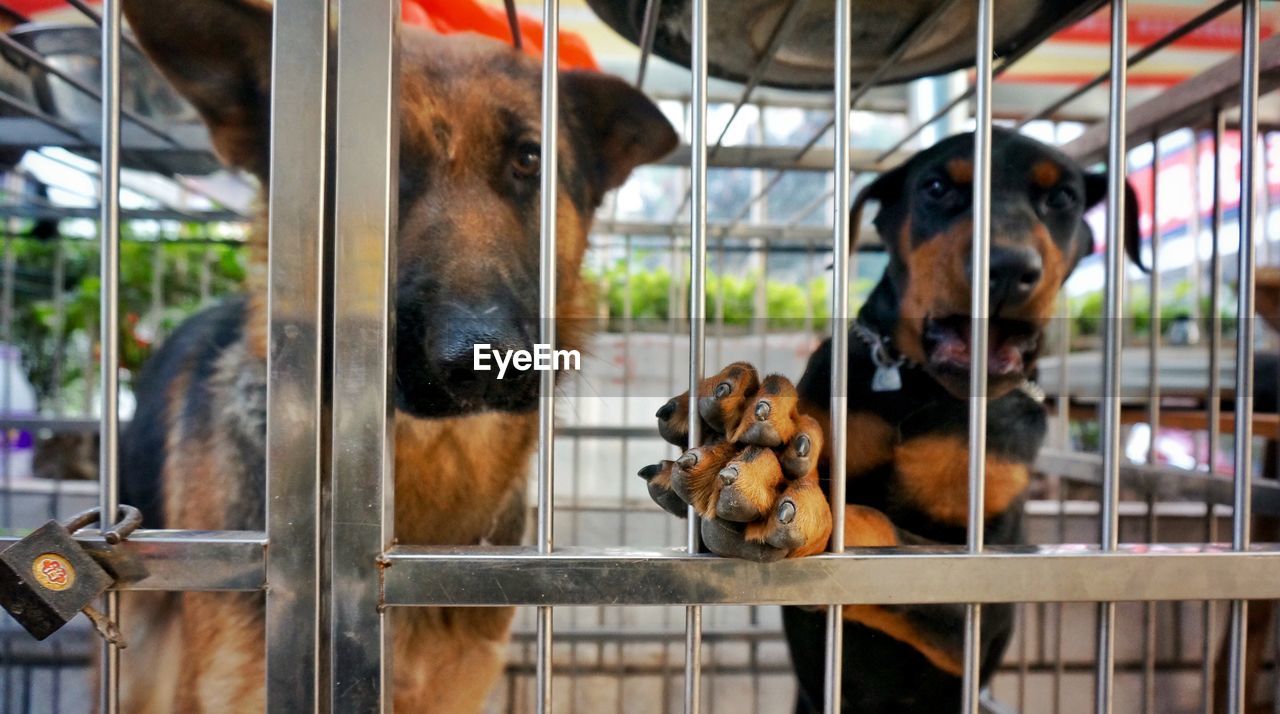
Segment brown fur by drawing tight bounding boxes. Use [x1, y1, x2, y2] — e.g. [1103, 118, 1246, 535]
[841, 604, 963, 676]
[892, 435, 1029, 526]
[894, 217, 969, 366]
[1031, 159, 1062, 189]
[116, 0, 676, 709]
[716, 446, 784, 522]
[842, 504, 899, 548]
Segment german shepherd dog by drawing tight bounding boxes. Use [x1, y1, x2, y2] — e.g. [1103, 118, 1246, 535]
[642, 129, 1142, 712]
[116, 0, 676, 710]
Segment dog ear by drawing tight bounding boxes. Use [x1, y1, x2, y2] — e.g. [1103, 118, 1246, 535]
[850, 162, 910, 253]
[562, 71, 679, 193]
[1084, 172, 1147, 272]
[123, 0, 273, 179]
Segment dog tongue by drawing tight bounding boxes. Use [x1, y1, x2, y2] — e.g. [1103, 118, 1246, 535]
[990, 342, 1024, 374]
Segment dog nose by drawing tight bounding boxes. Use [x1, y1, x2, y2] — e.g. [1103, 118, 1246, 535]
[988, 245, 1043, 307]
[432, 302, 532, 388]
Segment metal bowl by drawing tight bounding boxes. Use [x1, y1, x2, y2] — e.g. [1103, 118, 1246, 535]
[8, 23, 197, 125]
[586, 0, 1107, 91]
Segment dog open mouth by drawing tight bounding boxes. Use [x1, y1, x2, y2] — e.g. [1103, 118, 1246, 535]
[921, 315, 1040, 376]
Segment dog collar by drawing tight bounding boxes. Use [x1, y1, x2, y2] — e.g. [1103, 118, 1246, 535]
[849, 319, 1044, 402]
[851, 320, 913, 392]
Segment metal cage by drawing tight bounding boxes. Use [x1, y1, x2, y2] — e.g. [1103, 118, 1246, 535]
[0, 1, 1277, 713]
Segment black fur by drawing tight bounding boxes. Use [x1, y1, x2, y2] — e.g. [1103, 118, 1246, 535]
[121, 299, 250, 529]
[780, 129, 1143, 711]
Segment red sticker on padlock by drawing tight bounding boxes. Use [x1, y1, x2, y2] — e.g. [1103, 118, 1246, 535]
[31, 553, 75, 592]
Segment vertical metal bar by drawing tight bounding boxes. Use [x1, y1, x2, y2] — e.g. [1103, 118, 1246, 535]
[963, 1, 994, 710]
[1142, 495, 1158, 714]
[51, 238, 65, 418]
[1228, 4, 1261, 712]
[98, 1, 122, 711]
[1095, 1, 1127, 712]
[1017, 603, 1029, 714]
[634, 0, 660, 88]
[537, 0, 561, 711]
[687, 0, 708, 710]
[330, 0, 399, 710]
[1053, 487, 1067, 714]
[1203, 114, 1226, 714]
[1142, 132, 1162, 714]
[264, 0, 330, 709]
[824, 1, 853, 711]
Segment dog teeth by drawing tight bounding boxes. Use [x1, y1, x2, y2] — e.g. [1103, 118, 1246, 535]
[754, 401, 771, 421]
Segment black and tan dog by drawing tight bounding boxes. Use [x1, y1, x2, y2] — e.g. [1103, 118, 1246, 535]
[642, 128, 1142, 712]
[115, 0, 676, 710]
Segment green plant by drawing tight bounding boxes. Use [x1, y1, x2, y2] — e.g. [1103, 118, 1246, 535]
[4, 235, 246, 406]
[582, 256, 872, 332]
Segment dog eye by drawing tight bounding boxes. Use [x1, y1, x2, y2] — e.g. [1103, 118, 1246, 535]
[1043, 186, 1077, 211]
[922, 178, 951, 201]
[513, 142, 541, 179]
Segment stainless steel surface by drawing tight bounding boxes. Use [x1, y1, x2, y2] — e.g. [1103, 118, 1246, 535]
[686, 1, 707, 710]
[1095, 2, 1127, 712]
[537, 0, 560, 709]
[634, 0, 660, 88]
[1228, 4, 1261, 713]
[0, 531, 268, 591]
[824, 1, 852, 710]
[97, 2, 122, 711]
[2, 2, 1275, 710]
[963, 1, 994, 710]
[381, 545, 1280, 606]
[1142, 134, 1161, 714]
[264, 0, 330, 709]
[330, 0, 399, 709]
[1203, 111, 1227, 714]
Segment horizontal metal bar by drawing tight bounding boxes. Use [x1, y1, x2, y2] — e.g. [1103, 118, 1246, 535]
[1035, 449, 1280, 515]
[381, 544, 1280, 607]
[1016, 0, 1237, 128]
[0, 115, 218, 155]
[0, 33, 196, 153]
[1064, 33, 1280, 165]
[0, 530, 265, 591]
[592, 219, 874, 245]
[656, 144, 910, 172]
[0, 204, 243, 223]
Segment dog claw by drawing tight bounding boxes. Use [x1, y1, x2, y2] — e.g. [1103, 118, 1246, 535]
[777, 499, 796, 525]
[754, 400, 771, 420]
[696, 362, 760, 433]
[676, 451, 698, 469]
[779, 414, 823, 479]
[718, 466, 739, 485]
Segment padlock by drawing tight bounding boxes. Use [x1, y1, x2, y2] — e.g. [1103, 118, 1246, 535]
[0, 506, 140, 641]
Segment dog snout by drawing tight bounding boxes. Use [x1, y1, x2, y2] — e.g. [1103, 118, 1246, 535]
[986, 244, 1043, 308]
[432, 302, 533, 386]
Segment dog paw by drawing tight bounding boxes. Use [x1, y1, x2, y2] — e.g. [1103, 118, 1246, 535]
[642, 364, 832, 560]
